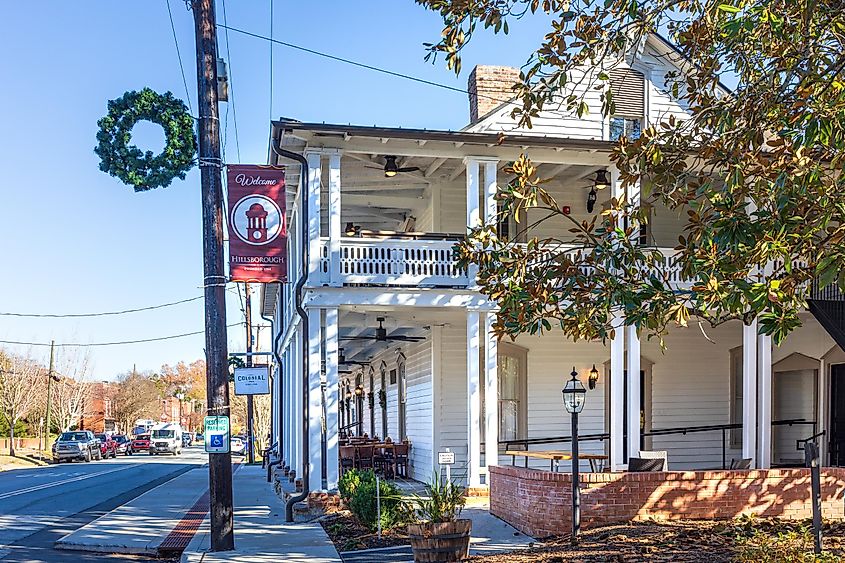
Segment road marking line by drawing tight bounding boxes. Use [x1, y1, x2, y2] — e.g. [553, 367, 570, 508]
[0, 466, 132, 501]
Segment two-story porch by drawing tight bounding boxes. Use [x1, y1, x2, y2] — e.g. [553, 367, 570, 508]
[262, 119, 841, 496]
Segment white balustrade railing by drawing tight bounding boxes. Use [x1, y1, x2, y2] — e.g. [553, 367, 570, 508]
[317, 238, 468, 287]
[312, 237, 691, 291]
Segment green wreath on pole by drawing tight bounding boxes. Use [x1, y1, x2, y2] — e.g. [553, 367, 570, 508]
[95, 88, 197, 192]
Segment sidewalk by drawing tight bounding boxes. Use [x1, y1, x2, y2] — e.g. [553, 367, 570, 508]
[180, 464, 341, 563]
[55, 465, 207, 555]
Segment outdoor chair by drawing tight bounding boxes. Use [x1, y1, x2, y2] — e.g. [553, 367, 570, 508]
[627, 457, 666, 472]
[339, 446, 356, 476]
[636, 450, 668, 471]
[373, 445, 389, 476]
[730, 458, 752, 470]
[393, 443, 410, 478]
[357, 445, 375, 471]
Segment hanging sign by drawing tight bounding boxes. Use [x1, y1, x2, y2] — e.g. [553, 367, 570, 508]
[233, 366, 271, 396]
[226, 164, 287, 282]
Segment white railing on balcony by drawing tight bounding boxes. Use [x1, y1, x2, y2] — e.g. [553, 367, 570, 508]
[318, 238, 468, 287]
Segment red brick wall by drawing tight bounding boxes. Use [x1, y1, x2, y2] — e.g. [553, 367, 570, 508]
[490, 465, 845, 538]
[468, 65, 520, 123]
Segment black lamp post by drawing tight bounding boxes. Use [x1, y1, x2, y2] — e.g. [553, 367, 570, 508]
[562, 367, 586, 545]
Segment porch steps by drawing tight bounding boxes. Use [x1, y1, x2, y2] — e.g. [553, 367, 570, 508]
[808, 283, 845, 352]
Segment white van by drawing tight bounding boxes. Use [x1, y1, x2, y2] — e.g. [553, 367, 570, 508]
[149, 423, 183, 456]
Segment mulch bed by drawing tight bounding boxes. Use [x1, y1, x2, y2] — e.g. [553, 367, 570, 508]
[468, 519, 845, 562]
[321, 511, 411, 552]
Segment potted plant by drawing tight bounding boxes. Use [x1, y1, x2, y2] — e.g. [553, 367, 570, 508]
[408, 475, 470, 562]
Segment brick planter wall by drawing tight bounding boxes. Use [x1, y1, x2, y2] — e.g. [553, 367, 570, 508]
[490, 465, 845, 538]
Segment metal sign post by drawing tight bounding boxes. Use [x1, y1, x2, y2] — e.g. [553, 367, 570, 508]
[438, 449, 455, 483]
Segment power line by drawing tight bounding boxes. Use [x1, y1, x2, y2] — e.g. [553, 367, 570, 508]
[0, 296, 205, 319]
[0, 323, 242, 348]
[267, 0, 274, 162]
[220, 0, 241, 162]
[165, 0, 194, 114]
[217, 24, 473, 99]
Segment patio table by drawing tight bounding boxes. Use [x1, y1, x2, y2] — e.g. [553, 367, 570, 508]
[505, 450, 607, 472]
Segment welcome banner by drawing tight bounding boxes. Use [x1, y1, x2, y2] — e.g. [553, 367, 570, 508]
[226, 165, 287, 283]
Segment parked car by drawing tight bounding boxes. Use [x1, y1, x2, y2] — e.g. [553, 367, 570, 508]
[230, 436, 246, 456]
[195, 433, 203, 443]
[130, 433, 151, 454]
[112, 434, 131, 455]
[95, 433, 118, 459]
[150, 424, 183, 455]
[181, 433, 192, 447]
[52, 431, 102, 463]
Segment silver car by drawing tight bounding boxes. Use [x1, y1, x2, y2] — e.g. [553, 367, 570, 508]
[52, 431, 102, 463]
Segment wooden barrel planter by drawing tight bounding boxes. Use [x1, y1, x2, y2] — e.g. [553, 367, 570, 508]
[407, 519, 472, 562]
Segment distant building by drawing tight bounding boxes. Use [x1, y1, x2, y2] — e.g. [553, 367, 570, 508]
[80, 381, 116, 433]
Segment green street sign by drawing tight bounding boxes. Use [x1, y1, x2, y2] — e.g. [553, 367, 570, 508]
[204, 415, 230, 454]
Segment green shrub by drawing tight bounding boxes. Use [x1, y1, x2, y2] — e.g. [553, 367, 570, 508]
[341, 469, 413, 532]
[338, 469, 375, 505]
[413, 474, 466, 523]
[734, 524, 841, 563]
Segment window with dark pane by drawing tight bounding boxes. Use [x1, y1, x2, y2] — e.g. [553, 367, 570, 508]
[608, 67, 645, 141]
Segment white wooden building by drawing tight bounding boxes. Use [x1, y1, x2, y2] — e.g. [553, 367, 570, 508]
[260, 34, 841, 493]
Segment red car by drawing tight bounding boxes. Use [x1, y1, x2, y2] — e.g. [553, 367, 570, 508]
[94, 433, 117, 459]
[130, 433, 151, 454]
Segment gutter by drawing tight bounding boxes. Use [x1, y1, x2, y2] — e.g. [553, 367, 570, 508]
[271, 134, 312, 522]
[260, 307, 283, 482]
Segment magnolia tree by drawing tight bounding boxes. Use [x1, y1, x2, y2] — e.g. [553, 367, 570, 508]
[417, 0, 845, 345]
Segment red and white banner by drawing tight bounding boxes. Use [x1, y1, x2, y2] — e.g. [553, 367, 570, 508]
[226, 165, 287, 283]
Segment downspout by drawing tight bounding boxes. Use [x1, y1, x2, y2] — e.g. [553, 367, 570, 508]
[261, 308, 282, 482]
[271, 134, 311, 522]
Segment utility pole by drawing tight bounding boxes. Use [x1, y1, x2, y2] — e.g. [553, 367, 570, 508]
[245, 283, 255, 464]
[44, 341, 55, 450]
[192, 0, 234, 551]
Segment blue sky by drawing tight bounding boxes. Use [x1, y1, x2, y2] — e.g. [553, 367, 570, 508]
[0, 1, 550, 379]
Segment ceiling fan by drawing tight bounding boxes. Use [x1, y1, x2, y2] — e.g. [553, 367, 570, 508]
[339, 317, 425, 344]
[365, 155, 420, 177]
[338, 348, 369, 366]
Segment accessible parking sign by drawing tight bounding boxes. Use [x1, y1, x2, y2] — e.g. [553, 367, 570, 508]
[204, 415, 230, 454]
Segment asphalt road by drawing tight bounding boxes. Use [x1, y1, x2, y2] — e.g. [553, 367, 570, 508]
[0, 446, 208, 562]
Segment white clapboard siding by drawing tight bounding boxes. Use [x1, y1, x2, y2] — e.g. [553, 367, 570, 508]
[643, 322, 742, 469]
[365, 341, 434, 479]
[437, 324, 471, 481]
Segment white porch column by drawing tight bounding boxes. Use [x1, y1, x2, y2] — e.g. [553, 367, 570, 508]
[484, 312, 499, 473]
[293, 330, 303, 476]
[283, 348, 290, 466]
[742, 319, 758, 465]
[306, 151, 322, 286]
[609, 313, 625, 470]
[467, 310, 482, 486]
[307, 308, 323, 491]
[758, 332, 772, 468]
[626, 325, 641, 459]
[328, 153, 342, 287]
[482, 160, 498, 225]
[324, 307, 340, 489]
[465, 158, 480, 286]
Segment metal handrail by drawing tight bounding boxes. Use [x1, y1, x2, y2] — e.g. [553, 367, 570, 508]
[501, 418, 816, 470]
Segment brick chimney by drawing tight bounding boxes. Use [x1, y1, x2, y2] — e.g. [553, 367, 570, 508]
[468, 65, 520, 124]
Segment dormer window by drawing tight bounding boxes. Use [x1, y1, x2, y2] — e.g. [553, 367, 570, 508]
[608, 67, 645, 141]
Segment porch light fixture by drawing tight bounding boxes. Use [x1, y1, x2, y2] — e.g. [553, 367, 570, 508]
[588, 364, 599, 390]
[586, 187, 597, 214]
[562, 367, 586, 546]
[355, 384, 364, 397]
[345, 388, 352, 401]
[384, 155, 399, 177]
[594, 169, 610, 191]
[344, 222, 357, 236]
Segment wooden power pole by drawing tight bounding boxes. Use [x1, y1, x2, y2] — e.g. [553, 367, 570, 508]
[192, 0, 234, 551]
[245, 283, 256, 464]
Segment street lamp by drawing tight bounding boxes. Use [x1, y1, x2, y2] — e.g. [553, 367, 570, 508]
[562, 367, 586, 545]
